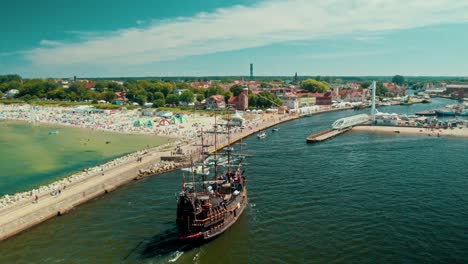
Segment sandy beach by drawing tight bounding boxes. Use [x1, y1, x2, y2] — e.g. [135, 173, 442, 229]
[352, 125, 468, 137]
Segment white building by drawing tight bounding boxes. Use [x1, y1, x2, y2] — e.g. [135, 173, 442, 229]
[280, 94, 299, 111]
[5, 89, 19, 98]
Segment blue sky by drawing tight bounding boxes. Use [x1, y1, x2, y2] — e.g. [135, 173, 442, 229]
[1, 0, 468, 78]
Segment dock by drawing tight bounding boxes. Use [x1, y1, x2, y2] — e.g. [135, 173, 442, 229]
[415, 110, 436, 116]
[306, 128, 350, 144]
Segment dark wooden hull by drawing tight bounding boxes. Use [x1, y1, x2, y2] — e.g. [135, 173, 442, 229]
[178, 188, 248, 242]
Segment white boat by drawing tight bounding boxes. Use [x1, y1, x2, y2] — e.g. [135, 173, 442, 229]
[181, 165, 209, 176]
[257, 131, 266, 139]
[272, 128, 279, 132]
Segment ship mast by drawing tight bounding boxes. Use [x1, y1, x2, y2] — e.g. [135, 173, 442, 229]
[226, 108, 233, 173]
[214, 111, 218, 177]
[190, 156, 195, 194]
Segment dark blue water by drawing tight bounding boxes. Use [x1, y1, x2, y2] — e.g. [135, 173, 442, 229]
[0, 98, 467, 263]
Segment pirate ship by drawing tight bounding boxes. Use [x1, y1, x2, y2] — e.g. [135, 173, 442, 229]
[176, 115, 248, 241]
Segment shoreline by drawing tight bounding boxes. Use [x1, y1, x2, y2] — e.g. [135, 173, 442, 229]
[352, 125, 468, 137]
[0, 104, 352, 241]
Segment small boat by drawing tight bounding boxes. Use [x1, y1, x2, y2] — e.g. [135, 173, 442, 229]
[415, 110, 436, 116]
[257, 131, 266, 139]
[435, 108, 456, 116]
[48, 131, 59, 135]
[460, 109, 468, 116]
[272, 128, 279, 132]
[181, 165, 210, 176]
[353, 104, 367, 110]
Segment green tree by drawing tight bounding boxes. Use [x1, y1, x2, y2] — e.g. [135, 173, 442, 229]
[103, 91, 116, 102]
[300, 79, 330, 93]
[153, 98, 165, 107]
[0, 83, 8, 92]
[107, 82, 123, 92]
[179, 90, 194, 103]
[7, 80, 22, 92]
[248, 94, 258, 108]
[19, 79, 47, 98]
[153, 92, 165, 100]
[94, 81, 108, 92]
[224, 91, 233, 104]
[160, 83, 175, 97]
[134, 94, 147, 105]
[66, 92, 78, 101]
[392, 75, 405, 86]
[175, 82, 191, 90]
[196, 94, 205, 102]
[0, 74, 22, 83]
[204, 85, 225, 98]
[68, 81, 87, 100]
[166, 94, 179, 105]
[47, 88, 66, 100]
[230, 84, 244, 96]
[249, 91, 283, 108]
[376, 83, 389, 96]
[360, 81, 371, 89]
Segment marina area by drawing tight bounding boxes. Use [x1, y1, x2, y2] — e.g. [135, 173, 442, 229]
[0, 97, 466, 263]
[306, 86, 468, 143]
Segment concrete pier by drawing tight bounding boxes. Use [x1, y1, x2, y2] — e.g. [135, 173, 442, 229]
[306, 128, 351, 144]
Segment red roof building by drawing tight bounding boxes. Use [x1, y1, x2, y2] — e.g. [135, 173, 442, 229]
[85, 82, 96, 89]
[228, 88, 249, 110]
[206, 95, 226, 109]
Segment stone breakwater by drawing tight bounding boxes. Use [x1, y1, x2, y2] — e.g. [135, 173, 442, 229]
[137, 161, 182, 178]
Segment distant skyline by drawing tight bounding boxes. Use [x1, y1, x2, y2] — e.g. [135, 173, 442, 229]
[2, 0, 468, 78]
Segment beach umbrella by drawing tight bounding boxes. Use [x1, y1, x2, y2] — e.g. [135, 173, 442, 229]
[145, 120, 154, 127]
[133, 120, 142, 127]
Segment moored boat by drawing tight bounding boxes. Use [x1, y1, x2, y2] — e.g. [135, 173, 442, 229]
[257, 131, 266, 139]
[435, 108, 456, 116]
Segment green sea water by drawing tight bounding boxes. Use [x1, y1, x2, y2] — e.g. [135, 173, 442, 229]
[0, 121, 173, 195]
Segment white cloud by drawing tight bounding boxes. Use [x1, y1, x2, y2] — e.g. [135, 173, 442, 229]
[39, 40, 63, 46]
[304, 50, 384, 59]
[25, 0, 468, 67]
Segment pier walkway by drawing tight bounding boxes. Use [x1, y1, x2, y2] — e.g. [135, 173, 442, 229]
[306, 128, 351, 144]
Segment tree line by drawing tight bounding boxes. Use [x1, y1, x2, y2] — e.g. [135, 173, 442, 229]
[0, 75, 284, 109]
